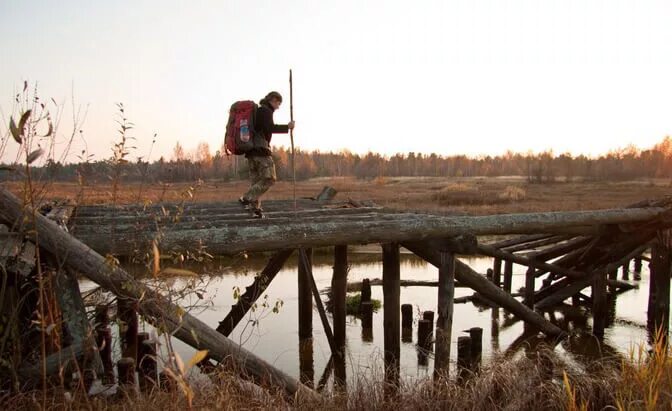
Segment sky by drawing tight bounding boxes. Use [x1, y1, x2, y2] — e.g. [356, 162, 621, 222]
[2, 0, 672, 164]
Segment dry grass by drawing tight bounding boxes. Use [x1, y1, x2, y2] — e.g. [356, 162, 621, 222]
[4, 176, 671, 215]
[4, 336, 672, 411]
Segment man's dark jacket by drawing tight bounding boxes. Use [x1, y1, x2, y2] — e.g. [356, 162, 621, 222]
[247, 102, 289, 157]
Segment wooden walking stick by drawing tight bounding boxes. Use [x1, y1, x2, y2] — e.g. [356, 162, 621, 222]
[290, 69, 297, 212]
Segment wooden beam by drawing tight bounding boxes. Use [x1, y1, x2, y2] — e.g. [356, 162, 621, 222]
[382, 243, 400, 386]
[477, 243, 584, 278]
[402, 241, 564, 337]
[650, 232, 671, 338]
[299, 248, 337, 356]
[216, 249, 293, 335]
[332, 245, 348, 354]
[434, 250, 455, 377]
[72, 206, 668, 256]
[0, 188, 314, 398]
[298, 248, 313, 341]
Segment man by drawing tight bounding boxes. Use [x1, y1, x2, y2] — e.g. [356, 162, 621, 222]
[239, 91, 295, 218]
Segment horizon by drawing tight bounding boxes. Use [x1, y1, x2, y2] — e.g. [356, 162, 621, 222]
[2, 1, 672, 164]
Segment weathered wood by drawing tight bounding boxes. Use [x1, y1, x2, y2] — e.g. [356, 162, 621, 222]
[417, 319, 432, 351]
[634, 257, 643, 273]
[434, 251, 455, 377]
[466, 327, 483, 372]
[332, 245, 348, 354]
[592, 272, 608, 338]
[477, 243, 584, 279]
[423, 311, 435, 323]
[0, 188, 313, 398]
[360, 301, 373, 329]
[487, 234, 554, 250]
[536, 244, 651, 310]
[622, 263, 630, 280]
[299, 338, 314, 388]
[503, 260, 513, 293]
[216, 249, 293, 335]
[401, 304, 413, 329]
[524, 237, 592, 261]
[17, 341, 89, 383]
[138, 338, 158, 393]
[492, 257, 502, 288]
[524, 267, 535, 309]
[402, 241, 565, 336]
[382, 243, 400, 386]
[360, 278, 372, 307]
[457, 336, 472, 382]
[300, 248, 337, 356]
[73, 206, 668, 256]
[344, 278, 466, 292]
[117, 357, 137, 391]
[316, 186, 338, 202]
[502, 235, 570, 253]
[118, 297, 139, 361]
[298, 248, 313, 341]
[650, 234, 671, 337]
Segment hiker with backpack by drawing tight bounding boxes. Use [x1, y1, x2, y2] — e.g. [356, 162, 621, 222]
[225, 91, 295, 218]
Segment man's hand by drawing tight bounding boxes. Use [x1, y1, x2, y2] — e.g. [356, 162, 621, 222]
[288, 121, 295, 130]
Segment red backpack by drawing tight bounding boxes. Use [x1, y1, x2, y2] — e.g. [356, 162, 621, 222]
[225, 100, 257, 155]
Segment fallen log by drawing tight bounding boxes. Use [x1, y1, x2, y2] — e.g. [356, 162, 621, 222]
[74, 207, 668, 256]
[402, 241, 565, 337]
[0, 188, 314, 399]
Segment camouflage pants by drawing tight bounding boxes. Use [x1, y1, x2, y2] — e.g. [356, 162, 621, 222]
[243, 156, 276, 206]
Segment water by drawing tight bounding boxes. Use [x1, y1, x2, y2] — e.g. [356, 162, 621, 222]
[81, 251, 656, 386]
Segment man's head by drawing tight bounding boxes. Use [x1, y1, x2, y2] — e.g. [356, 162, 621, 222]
[263, 91, 283, 110]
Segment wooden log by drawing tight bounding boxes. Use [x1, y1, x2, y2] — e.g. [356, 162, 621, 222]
[402, 241, 565, 337]
[401, 304, 413, 329]
[382, 243, 400, 387]
[622, 262, 630, 280]
[502, 235, 570, 253]
[592, 272, 608, 338]
[650, 234, 671, 338]
[360, 278, 372, 308]
[334, 350, 346, 390]
[316, 186, 338, 201]
[457, 336, 472, 382]
[487, 234, 554, 249]
[316, 356, 333, 393]
[117, 357, 137, 391]
[361, 301, 373, 329]
[343, 278, 466, 293]
[72, 206, 668, 256]
[298, 248, 313, 341]
[434, 251, 455, 377]
[536, 244, 651, 310]
[524, 237, 592, 261]
[423, 311, 435, 324]
[118, 297, 139, 361]
[503, 260, 513, 293]
[634, 257, 643, 273]
[17, 341, 89, 384]
[492, 257, 502, 288]
[138, 337, 158, 393]
[524, 267, 535, 309]
[477, 244, 584, 279]
[417, 319, 432, 351]
[332, 245, 348, 354]
[465, 327, 483, 372]
[0, 188, 313, 398]
[216, 249, 293, 335]
[299, 338, 314, 388]
[300, 248, 338, 356]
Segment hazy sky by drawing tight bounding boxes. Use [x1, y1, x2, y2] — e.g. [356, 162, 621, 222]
[2, 0, 672, 163]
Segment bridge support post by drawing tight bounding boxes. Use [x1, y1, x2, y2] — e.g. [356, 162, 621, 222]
[434, 250, 455, 378]
[298, 248, 313, 341]
[382, 243, 400, 389]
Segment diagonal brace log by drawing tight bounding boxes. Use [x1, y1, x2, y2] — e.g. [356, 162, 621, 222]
[299, 248, 338, 356]
[477, 243, 584, 279]
[402, 241, 565, 337]
[217, 249, 293, 336]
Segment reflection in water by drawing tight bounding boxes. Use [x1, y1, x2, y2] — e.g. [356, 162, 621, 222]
[102, 251, 658, 386]
[299, 338, 314, 388]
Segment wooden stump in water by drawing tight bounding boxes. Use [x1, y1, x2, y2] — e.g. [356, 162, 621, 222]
[382, 243, 401, 389]
[138, 338, 158, 393]
[492, 258, 502, 288]
[298, 248, 313, 341]
[457, 336, 472, 383]
[592, 272, 608, 339]
[332, 245, 348, 354]
[401, 304, 413, 329]
[503, 261, 513, 294]
[361, 301, 373, 329]
[417, 319, 432, 351]
[622, 262, 630, 281]
[360, 278, 372, 306]
[423, 310, 434, 324]
[649, 235, 671, 340]
[117, 357, 137, 393]
[634, 257, 643, 273]
[118, 297, 139, 361]
[466, 327, 483, 372]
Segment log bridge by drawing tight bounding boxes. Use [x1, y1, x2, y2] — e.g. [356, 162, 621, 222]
[1, 186, 671, 396]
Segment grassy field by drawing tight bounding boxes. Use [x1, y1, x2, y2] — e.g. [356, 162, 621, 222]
[6, 176, 671, 214]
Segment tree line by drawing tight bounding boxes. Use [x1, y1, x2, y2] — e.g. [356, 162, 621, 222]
[2, 137, 672, 184]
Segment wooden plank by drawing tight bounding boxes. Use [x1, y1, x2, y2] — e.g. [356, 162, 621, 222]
[402, 241, 565, 337]
[216, 249, 293, 336]
[0, 187, 314, 398]
[72, 206, 668, 256]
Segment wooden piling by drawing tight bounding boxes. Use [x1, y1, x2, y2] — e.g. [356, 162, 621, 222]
[592, 272, 608, 338]
[332, 245, 348, 354]
[457, 336, 472, 383]
[492, 257, 502, 288]
[418, 319, 432, 350]
[117, 357, 137, 392]
[298, 248, 313, 340]
[138, 338, 158, 393]
[503, 261, 513, 294]
[622, 262, 630, 281]
[118, 297, 139, 360]
[650, 235, 671, 339]
[361, 301, 373, 329]
[634, 257, 643, 273]
[466, 327, 483, 372]
[434, 251, 456, 378]
[382, 242, 401, 387]
[524, 267, 535, 309]
[361, 278, 372, 305]
[299, 338, 314, 388]
[95, 305, 114, 384]
[423, 311, 435, 324]
[401, 304, 413, 329]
